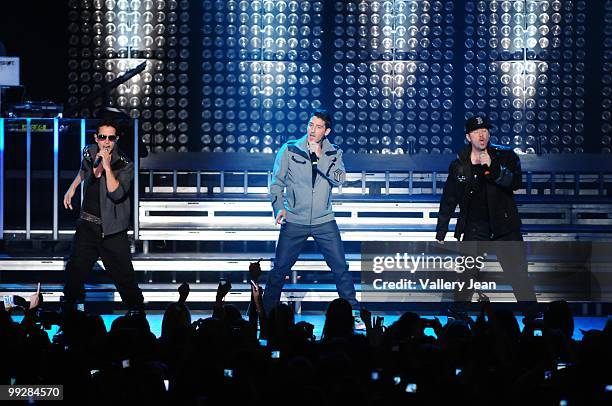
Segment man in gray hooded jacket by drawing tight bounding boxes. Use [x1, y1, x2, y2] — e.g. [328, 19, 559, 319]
[62, 120, 144, 314]
[262, 109, 358, 313]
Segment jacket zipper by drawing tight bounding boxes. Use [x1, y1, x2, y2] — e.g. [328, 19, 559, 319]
[310, 161, 314, 224]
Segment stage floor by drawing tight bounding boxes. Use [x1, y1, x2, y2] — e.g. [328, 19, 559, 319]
[12, 311, 609, 342]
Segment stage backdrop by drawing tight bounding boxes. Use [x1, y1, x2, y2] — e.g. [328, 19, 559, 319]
[64, 0, 612, 155]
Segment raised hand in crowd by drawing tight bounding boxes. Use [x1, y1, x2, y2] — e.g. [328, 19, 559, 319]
[250, 281, 264, 315]
[213, 278, 232, 319]
[178, 282, 190, 304]
[249, 258, 263, 282]
[422, 316, 443, 338]
[215, 278, 232, 304]
[29, 282, 43, 310]
[361, 308, 385, 346]
[2, 283, 42, 313]
[248, 259, 265, 329]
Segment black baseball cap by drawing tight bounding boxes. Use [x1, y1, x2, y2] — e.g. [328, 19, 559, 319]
[465, 115, 492, 133]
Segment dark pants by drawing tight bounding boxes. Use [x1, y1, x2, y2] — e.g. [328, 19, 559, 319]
[454, 222, 536, 304]
[63, 219, 144, 310]
[263, 220, 358, 313]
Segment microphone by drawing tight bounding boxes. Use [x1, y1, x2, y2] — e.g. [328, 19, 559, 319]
[479, 151, 490, 176]
[93, 147, 109, 168]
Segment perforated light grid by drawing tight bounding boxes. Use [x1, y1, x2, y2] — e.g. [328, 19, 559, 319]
[67, 0, 191, 153]
[602, 1, 612, 153]
[464, 0, 586, 154]
[200, 0, 323, 153]
[332, 1, 455, 154]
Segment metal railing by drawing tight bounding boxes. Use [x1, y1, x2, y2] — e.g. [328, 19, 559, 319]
[2, 117, 612, 241]
[138, 151, 612, 199]
[0, 118, 139, 240]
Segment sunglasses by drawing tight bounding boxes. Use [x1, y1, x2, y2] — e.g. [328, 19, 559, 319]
[96, 134, 119, 141]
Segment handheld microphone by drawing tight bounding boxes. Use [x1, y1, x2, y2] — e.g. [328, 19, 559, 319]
[93, 147, 110, 168]
[479, 152, 491, 176]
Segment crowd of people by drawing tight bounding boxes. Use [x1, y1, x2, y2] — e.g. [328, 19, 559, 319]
[1, 274, 610, 405]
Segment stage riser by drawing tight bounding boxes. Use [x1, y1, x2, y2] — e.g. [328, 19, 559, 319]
[1, 287, 607, 304]
[0, 258, 608, 273]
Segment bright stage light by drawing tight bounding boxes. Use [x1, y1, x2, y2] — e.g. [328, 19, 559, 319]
[464, 0, 586, 153]
[332, 1, 454, 154]
[67, 0, 190, 151]
[200, 0, 323, 153]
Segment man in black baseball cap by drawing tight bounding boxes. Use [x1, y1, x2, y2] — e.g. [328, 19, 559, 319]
[465, 114, 492, 133]
[436, 114, 536, 308]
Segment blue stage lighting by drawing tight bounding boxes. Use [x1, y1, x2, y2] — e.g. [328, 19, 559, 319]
[200, 0, 323, 153]
[333, 1, 454, 154]
[464, 0, 586, 154]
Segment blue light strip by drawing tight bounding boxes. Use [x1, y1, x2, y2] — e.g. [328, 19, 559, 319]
[26, 118, 31, 239]
[133, 119, 139, 240]
[0, 118, 4, 236]
[81, 119, 86, 203]
[53, 118, 59, 240]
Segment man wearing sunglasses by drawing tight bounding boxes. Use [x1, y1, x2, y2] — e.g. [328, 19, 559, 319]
[62, 120, 144, 316]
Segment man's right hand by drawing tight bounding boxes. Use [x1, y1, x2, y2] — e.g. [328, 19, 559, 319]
[275, 209, 286, 225]
[63, 188, 75, 210]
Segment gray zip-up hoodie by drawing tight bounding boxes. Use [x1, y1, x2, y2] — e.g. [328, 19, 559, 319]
[80, 144, 133, 237]
[270, 135, 346, 225]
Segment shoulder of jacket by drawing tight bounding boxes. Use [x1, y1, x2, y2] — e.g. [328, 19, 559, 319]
[118, 150, 131, 164]
[281, 140, 299, 152]
[83, 144, 96, 160]
[285, 142, 310, 160]
[449, 158, 462, 169]
[325, 143, 342, 156]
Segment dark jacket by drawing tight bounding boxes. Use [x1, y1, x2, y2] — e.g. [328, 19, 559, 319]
[436, 144, 522, 241]
[80, 144, 133, 236]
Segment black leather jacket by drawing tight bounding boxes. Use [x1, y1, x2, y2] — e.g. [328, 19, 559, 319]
[80, 144, 133, 236]
[436, 144, 522, 241]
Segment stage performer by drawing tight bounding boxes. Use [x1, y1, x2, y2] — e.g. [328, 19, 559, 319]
[263, 109, 358, 313]
[436, 115, 536, 305]
[62, 120, 144, 315]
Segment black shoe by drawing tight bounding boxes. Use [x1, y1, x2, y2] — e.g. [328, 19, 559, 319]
[476, 291, 490, 303]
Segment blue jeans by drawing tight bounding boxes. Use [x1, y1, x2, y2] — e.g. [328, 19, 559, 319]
[263, 220, 358, 312]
